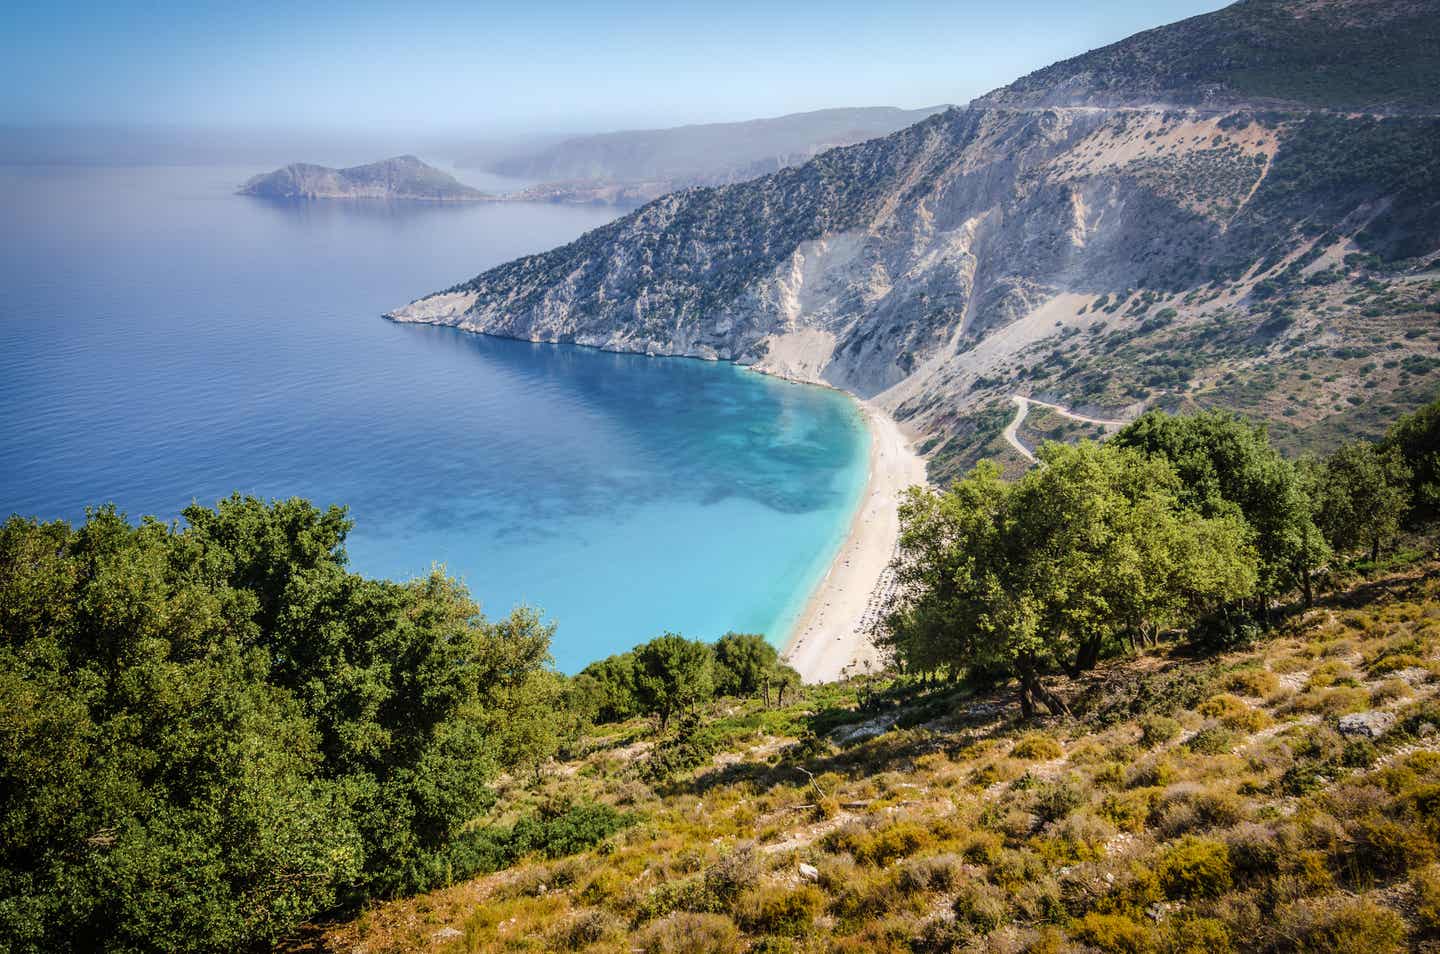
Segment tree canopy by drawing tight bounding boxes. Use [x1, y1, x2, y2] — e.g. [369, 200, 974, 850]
[0, 497, 561, 952]
[887, 399, 1440, 716]
[884, 442, 1257, 715]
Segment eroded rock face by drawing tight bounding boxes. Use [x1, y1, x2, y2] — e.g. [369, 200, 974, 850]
[385, 0, 1440, 471]
[1337, 711, 1396, 739]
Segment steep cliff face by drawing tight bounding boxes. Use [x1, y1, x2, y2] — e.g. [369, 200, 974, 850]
[388, 0, 1440, 477]
[240, 156, 489, 201]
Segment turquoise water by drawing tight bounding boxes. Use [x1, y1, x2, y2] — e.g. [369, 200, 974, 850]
[0, 163, 869, 672]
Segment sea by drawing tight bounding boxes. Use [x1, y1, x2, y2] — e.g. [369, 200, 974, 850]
[0, 161, 869, 672]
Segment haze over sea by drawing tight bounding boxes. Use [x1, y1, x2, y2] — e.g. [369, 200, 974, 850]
[0, 162, 869, 672]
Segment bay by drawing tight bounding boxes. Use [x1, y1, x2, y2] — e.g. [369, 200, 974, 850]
[0, 163, 868, 671]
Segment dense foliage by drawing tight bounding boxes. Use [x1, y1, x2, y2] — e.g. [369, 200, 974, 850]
[0, 497, 571, 952]
[580, 631, 800, 728]
[888, 401, 1439, 713]
[319, 547, 1440, 954]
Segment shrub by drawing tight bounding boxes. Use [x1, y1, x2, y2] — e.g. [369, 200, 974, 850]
[895, 854, 964, 894]
[1308, 660, 1360, 689]
[1011, 733, 1065, 761]
[1369, 679, 1411, 705]
[643, 711, 720, 781]
[551, 909, 621, 950]
[952, 881, 1009, 932]
[1069, 912, 1156, 953]
[636, 911, 746, 954]
[1197, 694, 1272, 732]
[636, 877, 710, 924]
[1155, 785, 1245, 835]
[508, 802, 634, 861]
[1162, 914, 1233, 953]
[1347, 814, 1435, 879]
[1225, 822, 1285, 886]
[1368, 652, 1426, 676]
[1413, 862, 1440, 931]
[1274, 896, 1406, 953]
[971, 758, 1026, 788]
[1225, 668, 1280, 698]
[1140, 715, 1182, 748]
[853, 822, 933, 867]
[734, 885, 823, 937]
[962, 830, 1005, 864]
[1156, 836, 1232, 899]
[1101, 788, 1160, 833]
[1128, 757, 1178, 789]
[702, 844, 761, 907]
[1187, 724, 1235, 754]
[1031, 775, 1089, 824]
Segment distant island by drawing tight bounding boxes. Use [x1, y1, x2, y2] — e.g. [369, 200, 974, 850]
[237, 155, 490, 201]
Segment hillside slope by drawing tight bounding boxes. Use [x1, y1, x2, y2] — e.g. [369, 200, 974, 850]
[387, 0, 1440, 479]
[303, 558, 1440, 953]
[973, 0, 1440, 113]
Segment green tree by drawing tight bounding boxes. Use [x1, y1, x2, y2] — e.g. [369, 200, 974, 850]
[578, 652, 641, 723]
[1384, 393, 1440, 523]
[632, 633, 714, 729]
[713, 632, 779, 701]
[1113, 410, 1324, 621]
[0, 497, 562, 951]
[768, 663, 803, 708]
[1314, 440, 1412, 562]
[883, 461, 1010, 682]
[886, 441, 1258, 716]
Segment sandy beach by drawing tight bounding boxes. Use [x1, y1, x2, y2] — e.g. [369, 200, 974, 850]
[782, 401, 928, 683]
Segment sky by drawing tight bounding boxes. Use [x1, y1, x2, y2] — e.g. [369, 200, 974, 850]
[1, 0, 1229, 138]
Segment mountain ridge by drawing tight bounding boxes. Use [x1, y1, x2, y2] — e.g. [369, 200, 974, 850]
[388, 0, 1440, 479]
[473, 105, 950, 204]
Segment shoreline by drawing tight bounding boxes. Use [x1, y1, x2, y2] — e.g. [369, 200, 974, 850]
[781, 399, 928, 683]
[380, 317, 930, 682]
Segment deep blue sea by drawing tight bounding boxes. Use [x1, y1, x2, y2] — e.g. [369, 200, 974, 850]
[0, 163, 868, 671]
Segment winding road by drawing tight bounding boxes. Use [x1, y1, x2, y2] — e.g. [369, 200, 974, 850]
[1003, 395, 1124, 462]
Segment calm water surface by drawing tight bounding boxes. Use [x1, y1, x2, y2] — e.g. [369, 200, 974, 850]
[0, 164, 868, 671]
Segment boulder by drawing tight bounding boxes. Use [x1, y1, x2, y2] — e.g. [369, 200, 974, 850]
[1336, 711, 1395, 739]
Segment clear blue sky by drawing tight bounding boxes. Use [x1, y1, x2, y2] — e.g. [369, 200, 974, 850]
[1, 0, 1229, 135]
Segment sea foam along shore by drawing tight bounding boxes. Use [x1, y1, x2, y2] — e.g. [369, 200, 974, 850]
[783, 400, 928, 683]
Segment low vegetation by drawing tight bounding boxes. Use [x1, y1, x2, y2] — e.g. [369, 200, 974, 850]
[3, 397, 1438, 952]
[298, 541, 1440, 954]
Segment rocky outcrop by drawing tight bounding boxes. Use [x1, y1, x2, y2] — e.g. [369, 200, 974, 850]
[239, 156, 490, 201]
[387, 0, 1440, 475]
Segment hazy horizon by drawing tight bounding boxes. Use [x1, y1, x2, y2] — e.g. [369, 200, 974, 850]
[3, 0, 1228, 160]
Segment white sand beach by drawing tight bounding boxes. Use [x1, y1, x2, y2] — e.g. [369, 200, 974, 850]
[782, 401, 928, 683]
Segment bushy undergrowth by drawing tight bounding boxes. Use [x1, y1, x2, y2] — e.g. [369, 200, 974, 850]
[317, 560, 1440, 954]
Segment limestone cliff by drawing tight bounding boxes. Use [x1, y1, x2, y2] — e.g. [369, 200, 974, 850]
[388, 0, 1440, 477]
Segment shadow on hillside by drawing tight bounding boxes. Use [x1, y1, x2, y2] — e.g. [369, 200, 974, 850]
[672, 683, 1024, 799]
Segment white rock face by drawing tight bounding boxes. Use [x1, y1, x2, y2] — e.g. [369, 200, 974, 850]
[384, 89, 1439, 464]
[1336, 711, 1396, 739]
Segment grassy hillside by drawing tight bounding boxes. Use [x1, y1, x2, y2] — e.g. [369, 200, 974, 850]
[302, 552, 1440, 953]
